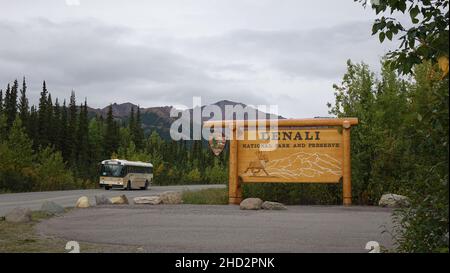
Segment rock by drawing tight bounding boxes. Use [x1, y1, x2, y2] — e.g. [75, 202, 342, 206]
[75, 196, 90, 208]
[5, 207, 32, 223]
[240, 198, 263, 210]
[41, 201, 65, 215]
[159, 191, 183, 204]
[261, 201, 287, 210]
[379, 194, 410, 208]
[110, 194, 129, 205]
[136, 247, 145, 252]
[95, 195, 112, 205]
[134, 196, 162, 205]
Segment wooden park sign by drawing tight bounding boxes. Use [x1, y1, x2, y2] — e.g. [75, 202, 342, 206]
[204, 118, 358, 206]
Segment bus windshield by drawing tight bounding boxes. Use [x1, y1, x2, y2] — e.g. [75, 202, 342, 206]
[100, 164, 124, 177]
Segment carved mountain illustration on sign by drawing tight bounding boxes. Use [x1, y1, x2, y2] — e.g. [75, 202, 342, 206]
[266, 152, 342, 178]
[242, 151, 342, 179]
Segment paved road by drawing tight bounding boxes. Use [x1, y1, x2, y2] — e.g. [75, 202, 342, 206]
[37, 205, 393, 253]
[0, 184, 225, 216]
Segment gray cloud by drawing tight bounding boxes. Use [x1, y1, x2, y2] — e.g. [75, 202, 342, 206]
[0, 17, 276, 112]
[0, 0, 396, 118]
[181, 21, 392, 79]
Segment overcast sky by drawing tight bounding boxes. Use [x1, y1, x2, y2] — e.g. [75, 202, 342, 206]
[0, 0, 397, 118]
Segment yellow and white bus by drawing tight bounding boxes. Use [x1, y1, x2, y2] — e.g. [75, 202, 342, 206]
[99, 159, 153, 190]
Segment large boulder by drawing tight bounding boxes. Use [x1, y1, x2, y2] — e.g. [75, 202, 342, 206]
[159, 191, 183, 204]
[134, 196, 162, 205]
[240, 198, 263, 210]
[379, 194, 410, 208]
[95, 195, 112, 205]
[75, 196, 90, 208]
[41, 201, 65, 215]
[110, 194, 129, 205]
[261, 201, 287, 210]
[5, 207, 32, 223]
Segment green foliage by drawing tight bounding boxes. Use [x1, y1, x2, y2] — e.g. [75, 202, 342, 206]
[356, 0, 449, 74]
[185, 168, 202, 184]
[392, 167, 449, 253]
[204, 158, 228, 184]
[391, 64, 449, 253]
[328, 60, 448, 252]
[0, 117, 78, 192]
[0, 114, 7, 141]
[34, 147, 77, 191]
[0, 117, 35, 192]
[117, 140, 149, 162]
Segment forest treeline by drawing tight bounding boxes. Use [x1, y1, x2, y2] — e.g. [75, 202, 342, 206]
[0, 79, 228, 192]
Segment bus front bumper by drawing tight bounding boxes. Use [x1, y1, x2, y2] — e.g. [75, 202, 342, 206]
[99, 177, 124, 188]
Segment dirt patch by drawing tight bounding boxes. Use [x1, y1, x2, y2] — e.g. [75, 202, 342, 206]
[0, 209, 138, 253]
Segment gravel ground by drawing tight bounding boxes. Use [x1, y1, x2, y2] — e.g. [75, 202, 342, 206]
[36, 204, 394, 253]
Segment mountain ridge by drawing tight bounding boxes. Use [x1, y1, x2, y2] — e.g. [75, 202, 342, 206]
[86, 100, 284, 139]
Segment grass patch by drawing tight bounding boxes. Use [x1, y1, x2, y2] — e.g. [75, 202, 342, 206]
[0, 209, 136, 253]
[182, 187, 228, 205]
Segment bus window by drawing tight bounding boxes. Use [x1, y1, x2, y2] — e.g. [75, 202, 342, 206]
[121, 166, 128, 176]
[101, 164, 124, 177]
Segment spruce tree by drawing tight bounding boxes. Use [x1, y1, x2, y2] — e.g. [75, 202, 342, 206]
[104, 104, 119, 158]
[134, 106, 145, 150]
[76, 99, 89, 177]
[5, 81, 18, 130]
[28, 106, 39, 150]
[67, 91, 77, 165]
[88, 116, 105, 178]
[18, 77, 29, 126]
[38, 81, 49, 147]
[53, 98, 61, 150]
[0, 89, 3, 115]
[128, 107, 135, 135]
[4, 85, 10, 122]
[60, 100, 69, 160]
[46, 94, 54, 146]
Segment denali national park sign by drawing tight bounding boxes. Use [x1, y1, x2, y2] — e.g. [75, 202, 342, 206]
[203, 118, 358, 206]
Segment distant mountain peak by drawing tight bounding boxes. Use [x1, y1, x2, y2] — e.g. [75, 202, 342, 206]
[212, 99, 246, 107]
[86, 99, 284, 139]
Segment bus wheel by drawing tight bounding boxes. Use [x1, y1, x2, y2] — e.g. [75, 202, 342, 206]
[127, 181, 132, 190]
[141, 181, 148, 190]
[105, 186, 111, 190]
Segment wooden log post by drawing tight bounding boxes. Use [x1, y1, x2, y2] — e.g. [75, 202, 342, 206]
[228, 124, 242, 205]
[342, 120, 352, 206]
